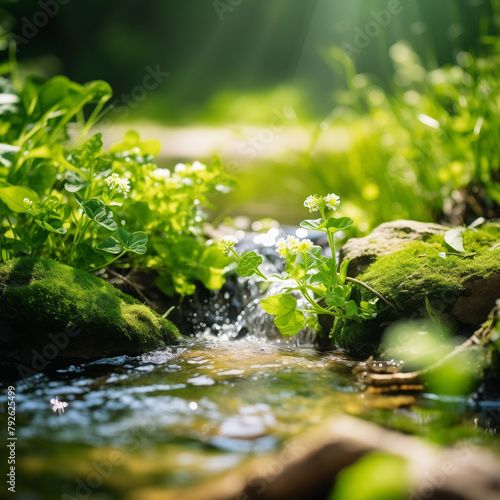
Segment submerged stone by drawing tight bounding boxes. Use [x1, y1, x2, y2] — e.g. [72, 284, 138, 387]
[0, 257, 181, 377]
[330, 221, 500, 356]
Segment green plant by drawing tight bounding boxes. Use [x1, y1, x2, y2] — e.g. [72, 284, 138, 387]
[309, 38, 500, 226]
[107, 131, 235, 296]
[0, 67, 235, 297]
[218, 193, 387, 336]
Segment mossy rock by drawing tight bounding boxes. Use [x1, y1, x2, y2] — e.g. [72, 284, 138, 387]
[330, 223, 500, 357]
[481, 303, 500, 398]
[0, 257, 181, 376]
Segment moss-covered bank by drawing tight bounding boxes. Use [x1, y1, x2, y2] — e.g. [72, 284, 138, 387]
[330, 224, 500, 356]
[0, 257, 181, 374]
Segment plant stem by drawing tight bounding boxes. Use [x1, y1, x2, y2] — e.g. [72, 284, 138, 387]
[319, 206, 338, 284]
[345, 277, 395, 309]
[79, 97, 109, 142]
[85, 250, 127, 273]
[300, 287, 337, 316]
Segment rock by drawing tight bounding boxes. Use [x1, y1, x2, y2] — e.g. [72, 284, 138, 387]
[157, 415, 500, 500]
[329, 222, 500, 356]
[478, 302, 500, 400]
[341, 220, 447, 277]
[451, 274, 500, 325]
[0, 257, 181, 378]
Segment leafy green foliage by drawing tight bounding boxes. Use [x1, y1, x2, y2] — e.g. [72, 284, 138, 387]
[0, 185, 39, 212]
[96, 229, 148, 255]
[314, 40, 500, 226]
[0, 70, 235, 297]
[222, 195, 378, 336]
[228, 39, 500, 232]
[81, 199, 117, 231]
[261, 294, 306, 336]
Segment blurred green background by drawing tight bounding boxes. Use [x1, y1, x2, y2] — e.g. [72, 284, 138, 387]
[2, 0, 500, 229]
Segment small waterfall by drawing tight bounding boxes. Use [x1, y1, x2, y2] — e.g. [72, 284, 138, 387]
[189, 228, 320, 346]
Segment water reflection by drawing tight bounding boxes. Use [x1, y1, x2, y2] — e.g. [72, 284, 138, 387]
[15, 339, 363, 499]
[15, 337, 496, 500]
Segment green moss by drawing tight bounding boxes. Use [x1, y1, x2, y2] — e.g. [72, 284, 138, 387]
[0, 257, 181, 364]
[331, 224, 500, 356]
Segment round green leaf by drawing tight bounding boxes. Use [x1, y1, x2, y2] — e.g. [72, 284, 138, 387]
[326, 216, 354, 232]
[237, 251, 263, 277]
[116, 228, 148, 254]
[95, 235, 123, 254]
[300, 218, 325, 230]
[260, 293, 306, 336]
[82, 198, 117, 231]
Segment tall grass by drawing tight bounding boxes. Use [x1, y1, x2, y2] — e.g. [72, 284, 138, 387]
[304, 33, 500, 229]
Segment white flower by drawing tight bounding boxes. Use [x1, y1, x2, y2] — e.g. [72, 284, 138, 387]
[298, 239, 313, 252]
[151, 168, 171, 180]
[23, 198, 33, 209]
[276, 237, 288, 256]
[217, 235, 238, 256]
[276, 235, 311, 257]
[304, 195, 322, 213]
[165, 174, 182, 188]
[323, 193, 340, 211]
[105, 173, 131, 194]
[286, 236, 300, 254]
[175, 163, 187, 174]
[191, 161, 206, 172]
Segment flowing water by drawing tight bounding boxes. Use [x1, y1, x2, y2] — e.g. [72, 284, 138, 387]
[12, 340, 359, 499]
[10, 336, 500, 500]
[7, 240, 500, 500]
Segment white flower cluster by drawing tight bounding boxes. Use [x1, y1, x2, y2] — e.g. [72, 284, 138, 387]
[105, 173, 131, 194]
[276, 235, 313, 257]
[174, 163, 187, 174]
[23, 198, 33, 210]
[151, 168, 171, 180]
[303, 195, 322, 213]
[191, 161, 206, 172]
[303, 193, 340, 212]
[217, 235, 238, 256]
[175, 161, 207, 174]
[323, 193, 341, 211]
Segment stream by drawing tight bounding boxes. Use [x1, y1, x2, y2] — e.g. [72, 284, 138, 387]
[10, 336, 500, 500]
[7, 236, 500, 500]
